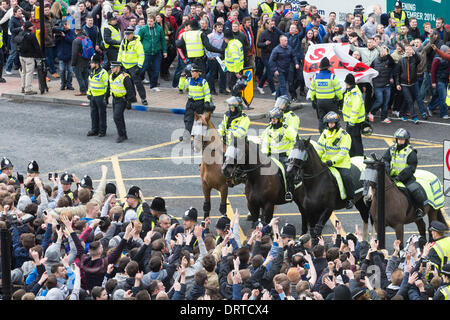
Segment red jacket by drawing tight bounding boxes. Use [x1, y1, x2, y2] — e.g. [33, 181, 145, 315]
[164, 15, 178, 40]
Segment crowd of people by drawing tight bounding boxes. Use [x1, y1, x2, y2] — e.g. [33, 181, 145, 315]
[0, 0, 448, 122]
[0, 160, 449, 301]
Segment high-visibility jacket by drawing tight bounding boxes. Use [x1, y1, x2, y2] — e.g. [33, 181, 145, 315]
[432, 236, 450, 271]
[439, 284, 450, 300]
[136, 202, 143, 219]
[389, 11, 407, 34]
[310, 71, 343, 102]
[103, 24, 121, 49]
[316, 127, 351, 169]
[0, 29, 3, 48]
[224, 39, 244, 73]
[259, 2, 274, 18]
[282, 110, 300, 141]
[389, 144, 414, 177]
[109, 72, 129, 98]
[183, 30, 204, 58]
[343, 86, 365, 126]
[113, 0, 126, 14]
[261, 123, 296, 156]
[87, 68, 109, 96]
[181, 77, 211, 102]
[64, 190, 74, 201]
[218, 113, 250, 145]
[160, 0, 173, 15]
[118, 36, 145, 69]
[446, 85, 449, 106]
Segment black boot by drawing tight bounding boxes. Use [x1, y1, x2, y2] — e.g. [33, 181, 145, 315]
[116, 135, 126, 143]
[415, 208, 425, 219]
[346, 199, 354, 209]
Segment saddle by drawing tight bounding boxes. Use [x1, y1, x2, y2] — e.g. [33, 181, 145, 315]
[271, 157, 302, 195]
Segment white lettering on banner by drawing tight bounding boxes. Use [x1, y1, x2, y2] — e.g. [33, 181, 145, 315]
[303, 43, 379, 98]
[402, 1, 435, 23]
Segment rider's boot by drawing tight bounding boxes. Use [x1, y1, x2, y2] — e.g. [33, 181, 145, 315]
[345, 198, 354, 209]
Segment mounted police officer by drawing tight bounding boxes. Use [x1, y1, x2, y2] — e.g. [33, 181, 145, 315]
[87, 54, 109, 137]
[342, 73, 365, 157]
[310, 57, 343, 133]
[1, 157, 17, 185]
[180, 63, 214, 142]
[261, 107, 297, 201]
[218, 96, 250, 147]
[109, 61, 137, 143]
[316, 112, 354, 209]
[382, 128, 426, 219]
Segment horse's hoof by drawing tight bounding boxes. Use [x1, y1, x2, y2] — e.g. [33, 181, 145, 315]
[246, 214, 257, 222]
[219, 203, 227, 215]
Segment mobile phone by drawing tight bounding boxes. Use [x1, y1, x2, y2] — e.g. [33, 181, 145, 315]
[328, 275, 333, 281]
[56, 224, 61, 231]
[48, 173, 52, 180]
[335, 220, 340, 227]
[421, 261, 427, 268]
[430, 265, 435, 271]
[224, 223, 230, 232]
[54, 172, 58, 178]
[201, 221, 205, 228]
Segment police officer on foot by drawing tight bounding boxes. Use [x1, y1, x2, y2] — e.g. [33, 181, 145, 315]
[389, 1, 408, 34]
[433, 263, 450, 300]
[109, 61, 137, 143]
[422, 221, 450, 277]
[260, 107, 297, 201]
[179, 63, 213, 141]
[382, 128, 426, 219]
[310, 57, 343, 132]
[60, 172, 74, 201]
[342, 73, 365, 157]
[87, 54, 109, 137]
[25, 160, 39, 195]
[118, 26, 147, 106]
[0, 157, 17, 185]
[80, 175, 94, 197]
[316, 112, 354, 209]
[103, 13, 122, 70]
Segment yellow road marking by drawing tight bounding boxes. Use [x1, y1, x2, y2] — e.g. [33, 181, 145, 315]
[418, 164, 443, 168]
[111, 156, 127, 202]
[93, 175, 200, 183]
[143, 194, 246, 200]
[105, 155, 202, 162]
[219, 191, 246, 241]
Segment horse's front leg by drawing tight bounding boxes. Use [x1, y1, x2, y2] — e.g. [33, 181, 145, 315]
[202, 181, 212, 220]
[219, 183, 228, 216]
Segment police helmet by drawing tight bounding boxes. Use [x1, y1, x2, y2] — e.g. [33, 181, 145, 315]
[190, 63, 202, 73]
[269, 107, 283, 120]
[274, 95, 291, 111]
[394, 128, 410, 140]
[1, 157, 13, 171]
[226, 96, 243, 110]
[323, 111, 340, 124]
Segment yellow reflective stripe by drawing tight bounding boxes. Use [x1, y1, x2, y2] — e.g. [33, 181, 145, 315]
[441, 286, 450, 299]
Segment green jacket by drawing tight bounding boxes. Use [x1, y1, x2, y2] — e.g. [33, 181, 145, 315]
[138, 23, 167, 55]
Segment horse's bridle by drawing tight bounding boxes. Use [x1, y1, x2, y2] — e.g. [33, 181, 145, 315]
[288, 147, 328, 180]
[227, 163, 264, 184]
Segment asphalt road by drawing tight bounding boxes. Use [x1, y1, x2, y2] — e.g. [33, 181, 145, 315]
[1, 96, 449, 251]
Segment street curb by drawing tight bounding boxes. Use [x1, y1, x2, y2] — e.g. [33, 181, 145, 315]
[1, 92, 308, 120]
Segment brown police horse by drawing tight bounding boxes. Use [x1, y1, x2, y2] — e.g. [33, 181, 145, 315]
[193, 111, 229, 219]
[362, 154, 448, 244]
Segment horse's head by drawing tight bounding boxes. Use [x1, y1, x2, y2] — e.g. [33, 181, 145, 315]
[287, 137, 310, 174]
[221, 137, 248, 187]
[362, 153, 384, 204]
[192, 112, 212, 153]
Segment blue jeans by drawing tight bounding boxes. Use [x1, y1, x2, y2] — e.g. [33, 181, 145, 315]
[142, 53, 162, 88]
[73, 65, 89, 93]
[415, 76, 427, 116]
[59, 60, 73, 88]
[172, 57, 186, 88]
[45, 47, 56, 74]
[288, 63, 304, 99]
[428, 81, 449, 118]
[5, 40, 19, 71]
[370, 86, 391, 120]
[258, 57, 275, 92]
[206, 58, 226, 92]
[275, 70, 288, 99]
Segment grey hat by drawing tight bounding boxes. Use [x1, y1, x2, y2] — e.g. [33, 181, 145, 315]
[124, 209, 138, 223]
[21, 260, 36, 278]
[46, 288, 65, 300]
[299, 234, 311, 244]
[11, 268, 24, 284]
[44, 243, 62, 272]
[17, 196, 32, 212]
[113, 289, 126, 300]
[440, 45, 449, 52]
[108, 235, 122, 248]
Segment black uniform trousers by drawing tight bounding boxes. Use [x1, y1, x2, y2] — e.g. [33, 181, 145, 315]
[124, 65, 146, 101]
[336, 167, 354, 200]
[346, 123, 364, 157]
[105, 47, 119, 71]
[113, 97, 127, 137]
[90, 95, 107, 134]
[184, 98, 205, 134]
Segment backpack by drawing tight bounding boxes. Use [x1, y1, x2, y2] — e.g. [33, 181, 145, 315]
[77, 36, 95, 59]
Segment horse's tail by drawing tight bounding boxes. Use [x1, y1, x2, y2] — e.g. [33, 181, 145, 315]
[436, 208, 449, 227]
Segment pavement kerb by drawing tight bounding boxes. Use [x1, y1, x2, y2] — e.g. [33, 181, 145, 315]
[1, 92, 309, 120]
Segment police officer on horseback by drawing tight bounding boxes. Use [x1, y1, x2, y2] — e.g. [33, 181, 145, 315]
[261, 107, 297, 201]
[218, 96, 250, 146]
[316, 111, 354, 209]
[382, 128, 426, 219]
[276, 95, 300, 138]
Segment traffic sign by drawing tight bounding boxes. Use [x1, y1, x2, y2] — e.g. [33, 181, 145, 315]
[444, 140, 450, 197]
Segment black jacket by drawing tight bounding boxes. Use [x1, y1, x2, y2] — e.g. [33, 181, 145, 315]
[19, 30, 43, 58]
[370, 55, 395, 88]
[71, 32, 90, 68]
[257, 28, 279, 60]
[395, 52, 421, 86]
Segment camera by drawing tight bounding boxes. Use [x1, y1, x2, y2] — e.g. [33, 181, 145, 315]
[224, 223, 230, 232]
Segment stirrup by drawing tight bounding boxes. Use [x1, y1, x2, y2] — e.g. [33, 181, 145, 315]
[415, 208, 425, 219]
[285, 192, 293, 202]
[345, 199, 354, 209]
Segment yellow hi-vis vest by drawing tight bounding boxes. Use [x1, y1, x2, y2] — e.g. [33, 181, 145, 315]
[432, 236, 450, 271]
[118, 36, 145, 69]
[446, 84, 449, 106]
[261, 123, 296, 156]
[389, 11, 406, 34]
[183, 30, 204, 58]
[88, 68, 109, 96]
[160, 0, 173, 15]
[225, 39, 244, 73]
[102, 24, 121, 49]
[389, 144, 414, 177]
[109, 73, 128, 98]
[0, 29, 3, 48]
[309, 72, 343, 101]
[113, 0, 126, 14]
[259, 2, 274, 18]
[218, 114, 250, 145]
[182, 77, 211, 102]
[282, 110, 300, 141]
[439, 284, 450, 300]
[316, 127, 351, 169]
[343, 86, 366, 126]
